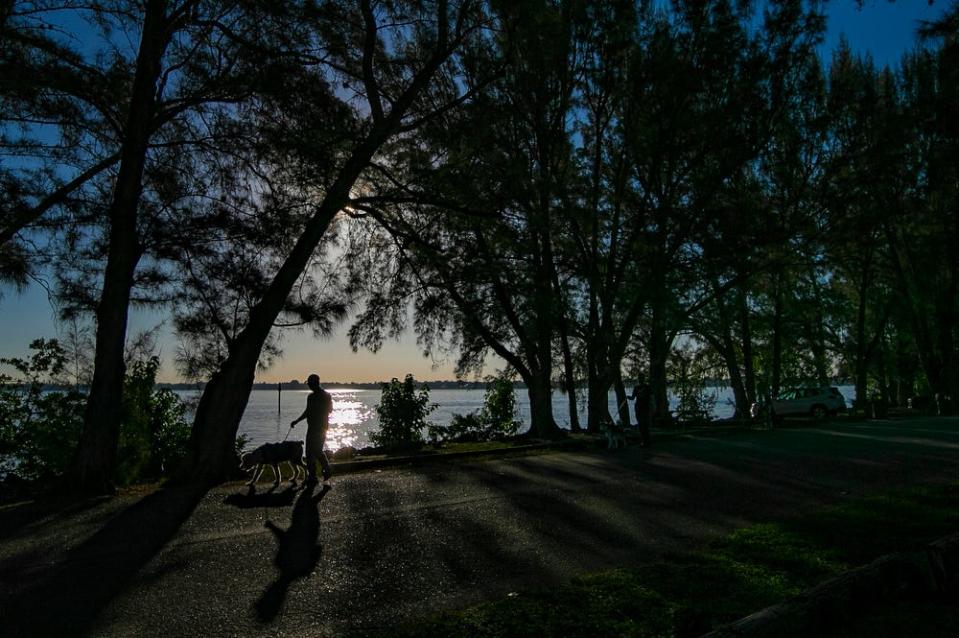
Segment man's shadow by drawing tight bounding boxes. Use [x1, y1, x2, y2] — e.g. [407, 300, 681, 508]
[255, 482, 331, 622]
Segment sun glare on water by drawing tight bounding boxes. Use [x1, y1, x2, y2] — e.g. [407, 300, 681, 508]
[325, 388, 376, 450]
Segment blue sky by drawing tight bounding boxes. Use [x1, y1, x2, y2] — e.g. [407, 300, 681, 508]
[0, 0, 952, 383]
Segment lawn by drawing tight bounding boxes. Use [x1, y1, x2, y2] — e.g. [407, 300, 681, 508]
[397, 483, 959, 637]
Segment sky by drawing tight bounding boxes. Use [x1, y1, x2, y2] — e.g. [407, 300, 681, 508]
[0, 0, 952, 384]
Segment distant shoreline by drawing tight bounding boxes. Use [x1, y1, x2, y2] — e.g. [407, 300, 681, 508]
[24, 378, 855, 393]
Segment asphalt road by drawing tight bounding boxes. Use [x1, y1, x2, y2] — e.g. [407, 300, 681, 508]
[3, 418, 959, 637]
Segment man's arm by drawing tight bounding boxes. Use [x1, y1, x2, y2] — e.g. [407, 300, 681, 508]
[290, 405, 309, 427]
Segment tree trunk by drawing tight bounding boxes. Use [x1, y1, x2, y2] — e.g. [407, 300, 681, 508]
[558, 319, 581, 432]
[527, 368, 561, 439]
[649, 303, 670, 423]
[68, 0, 171, 494]
[552, 261, 580, 432]
[584, 302, 599, 432]
[738, 286, 756, 405]
[812, 311, 829, 386]
[712, 285, 749, 418]
[585, 307, 609, 433]
[720, 337, 748, 418]
[885, 222, 944, 397]
[180, 188, 359, 481]
[587, 366, 611, 431]
[771, 278, 784, 396]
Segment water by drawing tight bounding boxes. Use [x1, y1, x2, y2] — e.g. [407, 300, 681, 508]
[179, 384, 855, 452]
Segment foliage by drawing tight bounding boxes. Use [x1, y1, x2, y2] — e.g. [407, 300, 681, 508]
[371, 374, 436, 449]
[0, 340, 191, 485]
[0, 339, 85, 480]
[235, 433, 250, 456]
[116, 357, 191, 486]
[482, 374, 520, 437]
[431, 373, 521, 442]
[668, 344, 718, 423]
[4, 0, 959, 486]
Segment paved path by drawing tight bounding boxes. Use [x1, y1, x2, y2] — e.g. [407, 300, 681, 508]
[3, 418, 959, 637]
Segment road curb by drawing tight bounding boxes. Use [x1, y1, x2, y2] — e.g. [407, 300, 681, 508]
[325, 423, 773, 475]
[328, 438, 592, 474]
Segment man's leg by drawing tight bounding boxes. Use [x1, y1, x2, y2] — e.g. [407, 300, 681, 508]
[305, 434, 320, 481]
[317, 448, 333, 481]
[638, 409, 651, 447]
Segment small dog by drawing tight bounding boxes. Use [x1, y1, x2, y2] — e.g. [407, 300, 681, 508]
[601, 421, 627, 450]
[239, 441, 307, 486]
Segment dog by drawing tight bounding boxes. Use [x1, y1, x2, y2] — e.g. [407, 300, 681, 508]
[239, 441, 307, 486]
[601, 421, 627, 450]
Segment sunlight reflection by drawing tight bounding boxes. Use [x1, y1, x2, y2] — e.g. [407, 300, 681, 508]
[326, 389, 376, 450]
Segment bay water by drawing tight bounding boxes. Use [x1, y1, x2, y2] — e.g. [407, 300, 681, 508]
[180, 384, 855, 452]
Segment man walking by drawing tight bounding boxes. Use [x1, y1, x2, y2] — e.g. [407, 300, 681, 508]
[629, 375, 653, 447]
[290, 374, 334, 483]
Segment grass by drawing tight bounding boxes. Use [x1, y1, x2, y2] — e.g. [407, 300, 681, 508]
[397, 483, 959, 638]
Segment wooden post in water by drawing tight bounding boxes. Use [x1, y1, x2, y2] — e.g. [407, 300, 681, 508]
[277, 382, 282, 413]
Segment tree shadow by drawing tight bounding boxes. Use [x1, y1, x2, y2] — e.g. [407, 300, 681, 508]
[254, 482, 331, 623]
[223, 483, 299, 509]
[0, 493, 116, 542]
[1, 483, 207, 638]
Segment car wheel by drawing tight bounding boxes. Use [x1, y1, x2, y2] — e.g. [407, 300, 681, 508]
[811, 405, 827, 420]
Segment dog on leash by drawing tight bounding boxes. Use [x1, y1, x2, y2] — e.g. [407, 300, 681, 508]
[239, 441, 307, 486]
[601, 421, 627, 450]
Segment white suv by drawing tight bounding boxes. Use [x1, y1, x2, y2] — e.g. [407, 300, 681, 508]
[768, 386, 847, 419]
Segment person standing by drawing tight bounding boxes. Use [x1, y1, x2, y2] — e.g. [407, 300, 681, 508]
[629, 376, 653, 447]
[290, 374, 334, 483]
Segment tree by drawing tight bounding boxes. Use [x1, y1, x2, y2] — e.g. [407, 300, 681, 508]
[345, 0, 580, 438]
[3, 0, 330, 492]
[179, 0, 491, 483]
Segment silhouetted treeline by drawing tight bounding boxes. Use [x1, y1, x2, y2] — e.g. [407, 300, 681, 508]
[1, 0, 957, 491]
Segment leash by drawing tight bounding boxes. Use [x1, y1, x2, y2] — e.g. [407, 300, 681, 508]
[283, 424, 295, 442]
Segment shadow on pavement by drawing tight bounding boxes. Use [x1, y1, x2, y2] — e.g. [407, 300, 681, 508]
[255, 482, 331, 622]
[1, 483, 207, 638]
[223, 483, 299, 509]
[0, 493, 116, 542]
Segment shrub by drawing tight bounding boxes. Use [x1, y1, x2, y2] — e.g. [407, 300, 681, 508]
[0, 341, 192, 485]
[0, 339, 85, 480]
[481, 374, 520, 438]
[431, 373, 520, 443]
[669, 345, 717, 423]
[371, 374, 436, 449]
[116, 357, 191, 485]
[432, 412, 485, 443]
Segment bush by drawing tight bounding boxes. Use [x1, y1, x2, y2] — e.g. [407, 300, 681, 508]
[0, 339, 85, 480]
[371, 374, 436, 449]
[116, 357, 191, 485]
[0, 340, 192, 486]
[431, 412, 485, 443]
[669, 345, 717, 424]
[430, 374, 520, 443]
[481, 374, 520, 437]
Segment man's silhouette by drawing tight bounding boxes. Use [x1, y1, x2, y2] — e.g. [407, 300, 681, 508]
[290, 374, 333, 483]
[630, 376, 653, 447]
